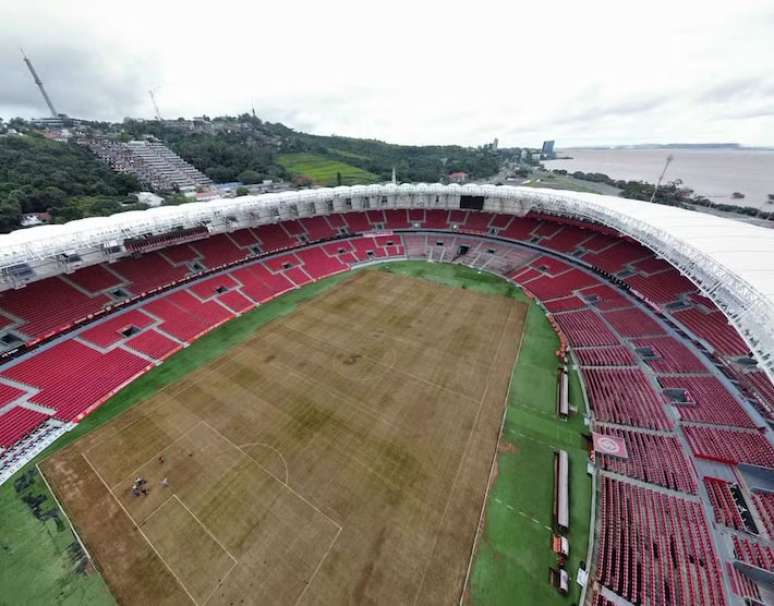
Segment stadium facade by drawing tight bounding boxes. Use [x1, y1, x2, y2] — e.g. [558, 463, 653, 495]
[2, 184, 772, 379]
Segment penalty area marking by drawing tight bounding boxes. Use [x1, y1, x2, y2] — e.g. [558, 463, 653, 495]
[202, 421, 342, 532]
[80, 450, 202, 606]
[203, 421, 344, 605]
[236, 441, 290, 486]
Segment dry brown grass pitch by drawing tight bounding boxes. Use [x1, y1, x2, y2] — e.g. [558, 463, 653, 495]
[42, 270, 527, 605]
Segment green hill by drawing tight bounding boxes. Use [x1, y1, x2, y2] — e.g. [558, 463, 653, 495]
[277, 153, 379, 186]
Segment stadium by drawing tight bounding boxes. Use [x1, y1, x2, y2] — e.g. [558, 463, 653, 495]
[0, 183, 773, 605]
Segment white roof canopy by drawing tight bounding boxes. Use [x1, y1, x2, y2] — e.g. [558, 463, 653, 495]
[1, 184, 772, 375]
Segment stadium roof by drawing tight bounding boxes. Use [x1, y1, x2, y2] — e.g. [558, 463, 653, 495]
[1, 184, 772, 372]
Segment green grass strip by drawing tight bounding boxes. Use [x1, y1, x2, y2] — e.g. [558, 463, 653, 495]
[468, 300, 591, 605]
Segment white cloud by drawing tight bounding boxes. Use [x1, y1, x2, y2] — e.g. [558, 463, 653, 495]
[2, 0, 773, 147]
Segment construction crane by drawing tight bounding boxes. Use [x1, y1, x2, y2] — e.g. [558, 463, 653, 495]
[650, 154, 674, 203]
[21, 49, 59, 118]
[148, 90, 163, 121]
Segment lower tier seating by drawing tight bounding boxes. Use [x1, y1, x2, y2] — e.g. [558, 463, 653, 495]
[2, 340, 149, 422]
[595, 427, 697, 493]
[575, 346, 636, 367]
[0, 406, 49, 448]
[585, 368, 672, 430]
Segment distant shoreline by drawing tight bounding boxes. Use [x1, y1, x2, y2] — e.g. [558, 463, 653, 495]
[558, 144, 774, 152]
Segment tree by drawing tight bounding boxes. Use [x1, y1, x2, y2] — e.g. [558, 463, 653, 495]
[0, 196, 22, 232]
[237, 169, 261, 184]
[236, 186, 249, 197]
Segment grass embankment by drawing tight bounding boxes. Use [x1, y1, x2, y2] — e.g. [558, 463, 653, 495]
[277, 152, 379, 186]
[383, 261, 592, 605]
[0, 272, 351, 606]
[468, 303, 591, 605]
[526, 171, 621, 196]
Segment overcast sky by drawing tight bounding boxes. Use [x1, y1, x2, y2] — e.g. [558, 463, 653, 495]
[2, 0, 773, 147]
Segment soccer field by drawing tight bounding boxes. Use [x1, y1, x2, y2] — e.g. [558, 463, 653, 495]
[41, 270, 527, 605]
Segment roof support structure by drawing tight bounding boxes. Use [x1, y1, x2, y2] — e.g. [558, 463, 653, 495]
[1, 184, 772, 379]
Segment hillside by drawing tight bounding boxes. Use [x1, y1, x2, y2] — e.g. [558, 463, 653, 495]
[0, 134, 143, 232]
[122, 115, 504, 185]
[0, 115, 507, 233]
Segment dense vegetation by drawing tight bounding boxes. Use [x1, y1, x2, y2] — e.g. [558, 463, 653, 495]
[123, 115, 502, 185]
[122, 116, 289, 184]
[553, 169, 774, 221]
[0, 115, 506, 232]
[0, 134, 144, 232]
[290, 131, 501, 183]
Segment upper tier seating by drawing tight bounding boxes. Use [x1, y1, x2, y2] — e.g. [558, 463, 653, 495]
[704, 477, 746, 531]
[111, 252, 188, 295]
[632, 336, 707, 373]
[539, 226, 592, 254]
[733, 537, 774, 571]
[523, 269, 598, 301]
[659, 376, 757, 429]
[191, 234, 246, 268]
[253, 223, 298, 252]
[161, 243, 201, 265]
[602, 307, 665, 338]
[752, 491, 774, 538]
[577, 284, 630, 311]
[626, 269, 697, 305]
[672, 307, 749, 356]
[684, 427, 774, 467]
[583, 240, 651, 274]
[595, 476, 725, 606]
[726, 562, 761, 601]
[65, 264, 124, 293]
[300, 216, 338, 241]
[0, 277, 110, 340]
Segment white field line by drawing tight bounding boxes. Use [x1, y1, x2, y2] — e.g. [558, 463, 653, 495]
[172, 494, 238, 565]
[293, 526, 343, 606]
[458, 308, 527, 605]
[412, 304, 515, 606]
[202, 421, 342, 532]
[36, 463, 96, 565]
[80, 451, 200, 606]
[237, 441, 290, 485]
[201, 559, 238, 606]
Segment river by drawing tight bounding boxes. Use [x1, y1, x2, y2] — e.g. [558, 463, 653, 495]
[545, 148, 774, 209]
